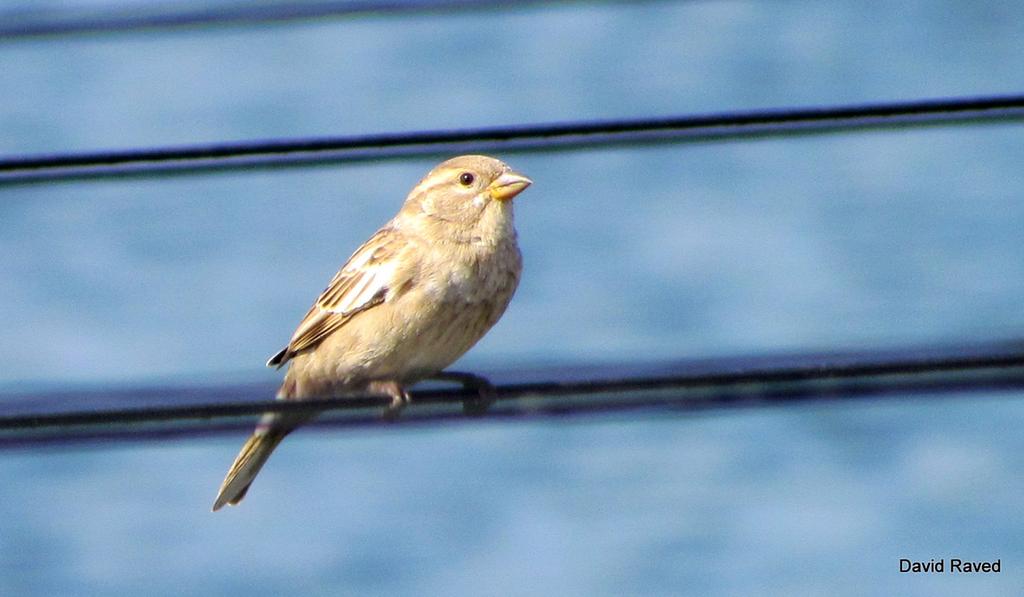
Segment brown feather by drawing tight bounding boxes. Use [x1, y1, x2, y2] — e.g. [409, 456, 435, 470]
[265, 228, 409, 368]
[211, 430, 286, 511]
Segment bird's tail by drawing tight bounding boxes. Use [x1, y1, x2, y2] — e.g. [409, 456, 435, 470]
[212, 429, 286, 511]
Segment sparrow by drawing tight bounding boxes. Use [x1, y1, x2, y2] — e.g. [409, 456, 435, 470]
[212, 155, 532, 511]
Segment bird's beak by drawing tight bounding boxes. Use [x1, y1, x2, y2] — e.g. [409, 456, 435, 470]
[488, 171, 532, 202]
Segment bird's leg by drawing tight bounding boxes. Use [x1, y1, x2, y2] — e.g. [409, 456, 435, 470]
[427, 370, 496, 416]
[369, 380, 410, 421]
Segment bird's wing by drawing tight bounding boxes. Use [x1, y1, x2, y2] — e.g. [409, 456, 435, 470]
[267, 227, 409, 368]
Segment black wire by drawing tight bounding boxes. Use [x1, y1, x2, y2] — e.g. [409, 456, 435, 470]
[0, 0, 657, 40]
[3, 373, 1023, 451]
[2, 94, 1022, 187]
[3, 348, 1023, 431]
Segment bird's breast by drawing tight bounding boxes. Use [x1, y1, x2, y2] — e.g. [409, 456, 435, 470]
[427, 240, 521, 304]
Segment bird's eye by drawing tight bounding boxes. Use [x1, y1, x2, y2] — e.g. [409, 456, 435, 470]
[458, 172, 475, 186]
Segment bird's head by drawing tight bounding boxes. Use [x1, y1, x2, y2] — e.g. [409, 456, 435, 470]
[400, 155, 532, 239]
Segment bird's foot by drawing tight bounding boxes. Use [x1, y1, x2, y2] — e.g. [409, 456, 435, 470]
[370, 380, 410, 421]
[428, 371, 496, 416]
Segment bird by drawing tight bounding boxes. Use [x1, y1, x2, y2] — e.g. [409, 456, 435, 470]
[212, 155, 532, 511]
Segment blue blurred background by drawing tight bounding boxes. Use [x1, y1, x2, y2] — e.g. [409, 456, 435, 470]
[1, 1, 1023, 595]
